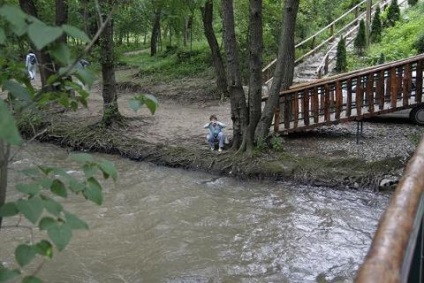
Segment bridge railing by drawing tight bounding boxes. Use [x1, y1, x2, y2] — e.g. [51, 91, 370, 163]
[354, 137, 424, 283]
[272, 53, 424, 133]
[262, 0, 374, 85]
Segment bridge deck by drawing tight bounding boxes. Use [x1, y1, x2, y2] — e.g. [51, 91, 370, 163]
[269, 54, 424, 133]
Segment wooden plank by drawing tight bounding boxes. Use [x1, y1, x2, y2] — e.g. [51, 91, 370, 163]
[324, 84, 331, 124]
[273, 105, 280, 132]
[356, 76, 363, 115]
[303, 89, 310, 126]
[346, 78, 352, 117]
[417, 59, 423, 103]
[366, 73, 374, 114]
[335, 80, 342, 120]
[313, 86, 319, 123]
[293, 93, 299, 128]
[390, 67, 398, 108]
[377, 70, 385, 110]
[403, 63, 411, 106]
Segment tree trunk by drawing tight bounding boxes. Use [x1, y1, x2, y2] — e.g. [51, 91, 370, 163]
[200, 0, 228, 100]
[151, 9, 161, 56]
[0, 141, 10, 230]
[19, 0, 57, 89]
[100, 15, 121, 126]
[221, 0, 248, 150]
[243, 0, 263, 152]
[255, 0, 299, 139]
[55, 0, 68, 44]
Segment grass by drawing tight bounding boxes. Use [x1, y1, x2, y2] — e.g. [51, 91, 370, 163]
[118, 41, 214, 79]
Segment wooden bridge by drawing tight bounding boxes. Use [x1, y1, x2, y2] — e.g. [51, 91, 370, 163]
[270, 53, 424, 133]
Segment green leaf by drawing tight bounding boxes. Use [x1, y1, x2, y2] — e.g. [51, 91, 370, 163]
[98, 160, 117, 181]
[0, 202, 19, 217]
[16, 196, 44, 224]
[21, 167, 41, 177]
[62, 24, 90, 43]
[16, 183, 41, 196]
[28, 22, 62, 50]
[83, 178, 103, 205]
[39, 217, 57, 231]
[64, 211, 88, 230]
[0, 5, 27, 36]
[68, 179, 85, 193]
[49, 43, 71, 66]
[83, 164, 97, 178]
[34, 240, 53, 258]
[3, 80, 32, 102]
[38, 178, 53, 190]
[47, 223, 72, 251]
[74, 68, 96, 87]
[0, 27, 5, 45]
[143, 94, 159, 115]
[130, 94, 158, 114]
[0, 100, 22, 145]
[42, 198, 63, 216]
[129, 99, 143, 112]
[0, 269, 20, 282]
[23, 276, 43, 283]
[70, 153, 93, 163]
[51, 179, 67, 198]
[15, 244, 37, 267]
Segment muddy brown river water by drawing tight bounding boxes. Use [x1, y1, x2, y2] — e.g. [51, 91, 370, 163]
[0, 143, 391, 283]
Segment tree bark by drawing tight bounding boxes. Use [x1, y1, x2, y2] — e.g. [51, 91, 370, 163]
[255, 0, 299, 139]
[151, 9, 161, 56]
[19, 0, 57, 90]
[99, 14, 121, 126]
[0, 141, 10, 230]
[55, 0, 68, 44]
[243, 0, 263, 152]
[200, 0, 228, 100]
[221, 0, 248, 149]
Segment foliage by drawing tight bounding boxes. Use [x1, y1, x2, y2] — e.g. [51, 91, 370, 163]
[370, 5, 382, 43]
[347, 1, 424, 70]
[413, 32, 424, 53]
[0, 4, 119, 283]
[270, 134, 284, 151]
[408, 0, 418, 6]
[354, 19, 367, 55]
[335, 36, 347, 73]
[386, 0, 400, 27]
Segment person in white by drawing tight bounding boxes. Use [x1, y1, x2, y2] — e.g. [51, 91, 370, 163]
[25, 49, 38, 80]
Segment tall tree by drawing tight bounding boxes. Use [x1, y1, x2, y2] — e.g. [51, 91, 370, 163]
[99, 8, 122, 126]
[354, 19, 367, 55]
[255, 0, 300, 140]
[221, 0, 248, 149]
[386, 0, 400, 27]
[241, 0, 263, 153]
[150, 0, 162, 56]
[200, 0, 228, 100]
[370, 5, 382, 43]
[56, 0, 68, 44]
[335, 36, 347, 73]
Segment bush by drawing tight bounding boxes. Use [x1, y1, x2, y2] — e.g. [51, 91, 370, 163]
[370, 6, 382, 43]
[354, 19, 367, 55]
[335, 36, 347, 72]
[413, 32, 424, 53]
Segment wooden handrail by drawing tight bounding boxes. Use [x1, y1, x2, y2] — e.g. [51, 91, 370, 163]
[283, 53, 424, 94]
[355, 137, 424, 282]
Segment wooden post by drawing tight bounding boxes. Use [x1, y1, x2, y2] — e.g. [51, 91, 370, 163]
[273, 106, 280, 133]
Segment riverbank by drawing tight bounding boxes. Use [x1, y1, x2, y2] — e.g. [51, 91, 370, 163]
[21, 68, 424, 190]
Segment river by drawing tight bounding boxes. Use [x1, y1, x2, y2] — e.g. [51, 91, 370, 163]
[0, 143, 391, 283]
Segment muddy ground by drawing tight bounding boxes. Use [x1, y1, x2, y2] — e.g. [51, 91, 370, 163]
[20, 67, 424, 190]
